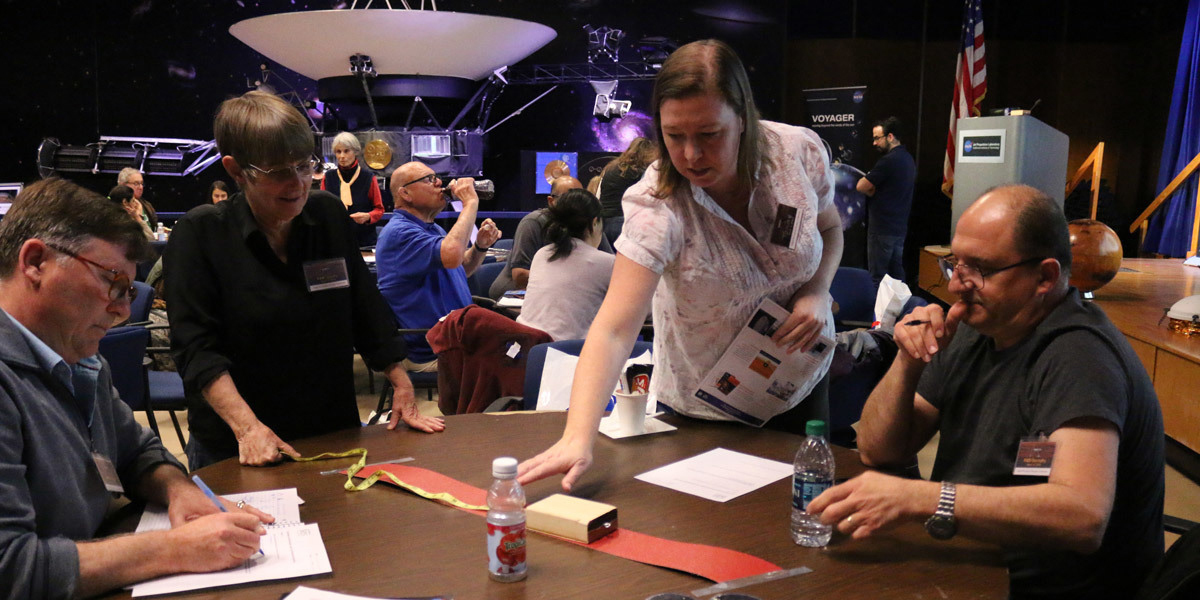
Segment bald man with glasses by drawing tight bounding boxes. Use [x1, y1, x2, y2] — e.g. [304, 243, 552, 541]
[807, 184, 1164, 598]
[375, 161, 502, 371]
[0, 178, 275, 598]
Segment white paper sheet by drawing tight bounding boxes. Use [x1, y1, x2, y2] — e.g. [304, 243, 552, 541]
[135, 487, 305, 533]
[131, 523, 332, 597]
[634, 447, 792, 502]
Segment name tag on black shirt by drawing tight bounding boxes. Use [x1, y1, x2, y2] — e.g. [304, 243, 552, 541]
[303, 258, 351, 292]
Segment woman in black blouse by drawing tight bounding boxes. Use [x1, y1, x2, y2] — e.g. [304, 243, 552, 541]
[165, 91, 443, 469]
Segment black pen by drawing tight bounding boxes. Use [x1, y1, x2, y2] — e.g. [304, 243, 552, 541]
[904, 320, 930, 327]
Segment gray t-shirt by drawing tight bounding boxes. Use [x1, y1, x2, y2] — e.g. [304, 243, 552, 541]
[916, 290, 1164, 599]
[516, 240, 614, 341]
[489, 208, 612, 299]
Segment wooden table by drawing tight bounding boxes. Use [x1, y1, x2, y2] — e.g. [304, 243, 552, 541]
[110, 413, 1006, 599]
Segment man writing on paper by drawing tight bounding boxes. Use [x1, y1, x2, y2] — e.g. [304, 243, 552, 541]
[808, 184, 1164, 598]
[0, 179, 272, 599]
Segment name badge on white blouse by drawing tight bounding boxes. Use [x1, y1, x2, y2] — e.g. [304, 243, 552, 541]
[303, 258, 351, 292]
[92, 452, 125, 494]
[770, 204, 802, 251]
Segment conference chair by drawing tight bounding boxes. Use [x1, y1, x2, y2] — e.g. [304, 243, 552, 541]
[467, 261, 505, 298]
[97, 325, 187, 448]
[491, 238, 514, 251]
[483, 338, 654, 412]
[829, 266, 875, 330]
[121, 281, 155, 325]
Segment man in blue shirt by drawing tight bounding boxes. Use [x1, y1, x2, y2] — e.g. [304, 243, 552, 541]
[857, 116, 917, 289]
[376, 162, 502, 371]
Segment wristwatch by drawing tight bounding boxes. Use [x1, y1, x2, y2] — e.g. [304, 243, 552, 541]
[473, 240, 489, 252]
[924, 481, 958, 540]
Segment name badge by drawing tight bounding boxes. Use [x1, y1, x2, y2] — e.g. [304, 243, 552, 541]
[770, 204, 801, 250]
[1013, 437, 1056, 476]
[303, 258, 351, 292]
[92, 452, 125, 494]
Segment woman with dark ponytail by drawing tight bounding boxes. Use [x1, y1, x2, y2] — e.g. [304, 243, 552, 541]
[516, 188, 615, 341]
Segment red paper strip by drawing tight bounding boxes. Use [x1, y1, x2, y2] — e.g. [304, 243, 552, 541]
[355, 463, 780, 582]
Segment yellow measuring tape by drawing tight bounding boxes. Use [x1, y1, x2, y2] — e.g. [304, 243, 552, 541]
[287, 448, 487, 511]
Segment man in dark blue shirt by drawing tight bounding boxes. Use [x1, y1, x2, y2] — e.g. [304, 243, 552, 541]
[857, 116, 916, 289]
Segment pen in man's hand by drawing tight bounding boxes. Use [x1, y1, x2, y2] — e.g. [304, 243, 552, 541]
[192, 475, 265, 556]
[904, 320, 930, 326]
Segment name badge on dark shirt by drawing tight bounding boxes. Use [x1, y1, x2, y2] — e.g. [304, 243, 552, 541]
[1013, 437, 1056, 476]
[770, 204, 801, 250]
[303, 258, 351, 292]
[92, 452, 125, 494]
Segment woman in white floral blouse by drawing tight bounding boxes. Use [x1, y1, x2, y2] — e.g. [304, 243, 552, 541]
[519, 39, 843, 492]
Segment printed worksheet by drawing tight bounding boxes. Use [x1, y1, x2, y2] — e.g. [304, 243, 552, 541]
[694, 299, 834, 426]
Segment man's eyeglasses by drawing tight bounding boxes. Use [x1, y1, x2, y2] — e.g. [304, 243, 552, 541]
[938, 254, 1045, 290]
[402, 173, 440, 187]
[872, 135, 885, 141]
[46, 243, 138, 303]
[243, 157, 321, 184]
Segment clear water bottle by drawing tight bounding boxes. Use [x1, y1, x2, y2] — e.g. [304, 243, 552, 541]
[791, 419, 835, 547]
[486, 457, 527, 582]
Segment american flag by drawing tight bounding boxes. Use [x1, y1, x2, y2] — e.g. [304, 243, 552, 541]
[942, 0, 987, 197]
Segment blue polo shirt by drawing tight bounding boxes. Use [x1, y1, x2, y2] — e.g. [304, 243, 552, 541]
[375, 209, 472, 362]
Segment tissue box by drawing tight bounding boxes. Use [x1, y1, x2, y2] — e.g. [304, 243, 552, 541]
[526, 494, 618, 543]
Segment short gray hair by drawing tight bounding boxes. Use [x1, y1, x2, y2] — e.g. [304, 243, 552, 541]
[331, 132, 362, 155]
[117, 167, 142, 185]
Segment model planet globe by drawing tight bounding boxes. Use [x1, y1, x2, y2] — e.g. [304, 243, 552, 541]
[1068, 219, 1122, 292]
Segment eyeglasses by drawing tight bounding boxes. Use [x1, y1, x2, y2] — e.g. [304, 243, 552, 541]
[402, 173, 440, 187]
[243, 157, 321, 184]
[938, 254, 1045, 290]
[127, 182, 145, 188]
[46, 243, 138, 303]
[872, 135, 885, 141]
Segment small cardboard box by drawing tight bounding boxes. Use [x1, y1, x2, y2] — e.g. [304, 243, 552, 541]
[526, 494, 618, 543]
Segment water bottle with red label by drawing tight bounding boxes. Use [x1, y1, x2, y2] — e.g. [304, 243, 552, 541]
[486, 456, 527, 582]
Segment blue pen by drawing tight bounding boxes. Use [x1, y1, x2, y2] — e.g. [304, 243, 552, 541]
[191, 475, 265, 556]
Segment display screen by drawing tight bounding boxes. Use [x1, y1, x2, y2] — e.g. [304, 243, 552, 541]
[534, 152, 579, 195]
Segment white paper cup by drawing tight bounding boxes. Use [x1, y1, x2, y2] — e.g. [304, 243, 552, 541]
[614, 392, 649, 435]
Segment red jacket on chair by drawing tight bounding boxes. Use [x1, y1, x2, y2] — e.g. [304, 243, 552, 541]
[426, 305, 552, 415]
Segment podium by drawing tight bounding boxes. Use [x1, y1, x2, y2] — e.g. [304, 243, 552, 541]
[951, 115, 1069, 236]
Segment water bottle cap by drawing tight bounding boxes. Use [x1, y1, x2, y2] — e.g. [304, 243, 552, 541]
[492, 456, 518, 478]
[804, 420, 827, 437]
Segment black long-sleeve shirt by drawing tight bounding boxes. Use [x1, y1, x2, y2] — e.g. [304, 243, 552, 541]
[164, 191, 406, 460]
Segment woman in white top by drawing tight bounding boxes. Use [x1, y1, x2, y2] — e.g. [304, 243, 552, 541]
[517, 189, 614, 341]
[518, 39, 843, 492]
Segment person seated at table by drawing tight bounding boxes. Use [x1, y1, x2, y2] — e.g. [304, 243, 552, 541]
[319, 131, 385, 247]
[807, 184, 1164, 599]
[516, 188, 614, 341]
[166, 91, 444, 470]
[489, 176, 614, 300]
[598, 136, 656, 245]
[518, 39, 842, 490]
[108, 184, 155, 241]
[209, 180, 230, 203]
[375, 161, 502, 372]
[117, 167, 158, 231]
[0, 178, 273, 599]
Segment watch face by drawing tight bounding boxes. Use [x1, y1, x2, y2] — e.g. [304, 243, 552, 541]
[925, 514, 958, 540]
